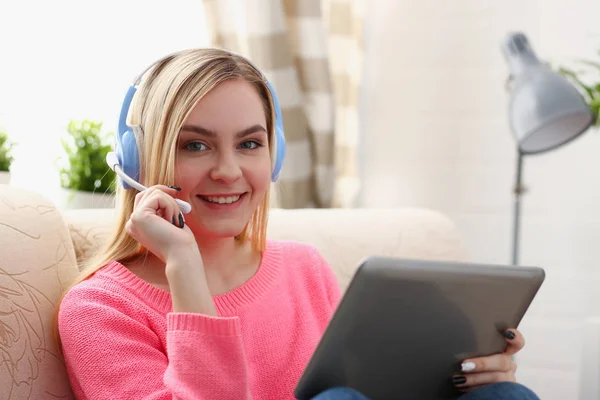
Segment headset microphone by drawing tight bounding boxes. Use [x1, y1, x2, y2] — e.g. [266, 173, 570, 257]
[106, 152, 192, 214]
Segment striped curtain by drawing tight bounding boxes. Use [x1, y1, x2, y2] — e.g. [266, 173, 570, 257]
[202, 0, 363, 209]
[323, 0, 364, 208]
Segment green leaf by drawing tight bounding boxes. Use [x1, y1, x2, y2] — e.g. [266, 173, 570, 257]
[0, 130, 15, 172]
[59, 119, 116, 193]
[557, 46, 600, 126]
[578, 59, 600, 71]
[559, 67, 595, 100]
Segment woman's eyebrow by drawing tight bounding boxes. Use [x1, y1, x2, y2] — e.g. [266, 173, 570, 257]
[181, 124, 267, 138]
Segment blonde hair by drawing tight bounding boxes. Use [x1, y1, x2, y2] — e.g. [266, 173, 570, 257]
[53, 48, 276, 349]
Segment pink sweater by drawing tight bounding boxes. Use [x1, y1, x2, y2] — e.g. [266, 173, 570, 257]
[58, 240, 341, 400]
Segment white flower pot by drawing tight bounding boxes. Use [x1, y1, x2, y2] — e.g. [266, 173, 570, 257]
[59, 188, 115, 209]
[0, 171, 10, 184]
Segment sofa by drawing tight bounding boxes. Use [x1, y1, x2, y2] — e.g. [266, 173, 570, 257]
[4, 183, 580, 399]
[0, 183, 470, 399]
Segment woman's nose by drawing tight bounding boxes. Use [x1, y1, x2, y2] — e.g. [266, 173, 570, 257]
[209, 152, 242, 183]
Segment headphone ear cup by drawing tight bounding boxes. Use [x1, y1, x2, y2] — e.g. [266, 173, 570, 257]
[118, 128, 140, 189]
[114, 85, 141, 189]
[271, 119, 286, 182]
[266, 81, 286, 182]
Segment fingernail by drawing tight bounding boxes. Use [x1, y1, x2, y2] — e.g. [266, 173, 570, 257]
[461, 362, 476, 372]
[178, 212, 185, 228]
[168, 185, 181, 191]
[504, 331, 516, 340]
[452, 376, 467, 385]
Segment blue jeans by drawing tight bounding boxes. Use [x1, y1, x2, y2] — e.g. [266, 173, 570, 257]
[310, 382, 540, 400]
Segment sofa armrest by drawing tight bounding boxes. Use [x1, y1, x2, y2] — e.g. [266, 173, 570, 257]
[0, 184, 79, 398]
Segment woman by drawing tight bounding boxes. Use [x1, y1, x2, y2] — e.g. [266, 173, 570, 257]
[57, 48, 539, 399]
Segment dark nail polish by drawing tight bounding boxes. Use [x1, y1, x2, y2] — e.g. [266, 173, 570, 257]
[178, 212, 184, 228]
[168, 185, 181, 191]
[452, 376, 467, 385]
[504, 331, 516, 340]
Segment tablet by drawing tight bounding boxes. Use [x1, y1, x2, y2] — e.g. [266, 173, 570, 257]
[294, 257, 545, 400]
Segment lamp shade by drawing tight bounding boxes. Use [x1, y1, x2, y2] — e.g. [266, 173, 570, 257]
[502, 32, 594, 154]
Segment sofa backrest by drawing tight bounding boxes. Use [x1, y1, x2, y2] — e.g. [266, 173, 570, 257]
[63, 207, 469, 290]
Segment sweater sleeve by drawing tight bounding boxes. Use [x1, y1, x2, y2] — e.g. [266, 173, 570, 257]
[58, 286, 251, 400]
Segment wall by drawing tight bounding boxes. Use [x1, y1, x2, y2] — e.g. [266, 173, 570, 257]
[359, 1, 600, 398]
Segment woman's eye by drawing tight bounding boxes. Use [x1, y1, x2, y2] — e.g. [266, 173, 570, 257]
[185, 142, 207, 152]
[240, 141, 261, 150]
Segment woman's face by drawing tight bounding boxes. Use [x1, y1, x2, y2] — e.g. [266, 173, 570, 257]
[174, 79, 272, 239]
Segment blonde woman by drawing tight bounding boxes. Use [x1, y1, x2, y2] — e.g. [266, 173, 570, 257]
[57, 49, 540, 400]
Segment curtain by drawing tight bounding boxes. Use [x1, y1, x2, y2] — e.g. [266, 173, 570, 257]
[322, 0, 364, 208]
[202, 0, 364, 208]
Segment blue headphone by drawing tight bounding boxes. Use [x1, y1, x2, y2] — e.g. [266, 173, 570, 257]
[111, 52, 287, 191]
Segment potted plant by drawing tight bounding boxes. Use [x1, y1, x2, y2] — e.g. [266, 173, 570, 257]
[58, 119, 116, 208]
[0, 129, 15, 184]
[558, 53, 600, 128]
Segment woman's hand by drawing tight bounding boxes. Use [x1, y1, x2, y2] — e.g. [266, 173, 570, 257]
[126, 185, 217, 316]
[453, 329, 524, 391]
[126, 185, 197, 263]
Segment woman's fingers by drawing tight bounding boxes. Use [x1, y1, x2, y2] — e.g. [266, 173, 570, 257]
[147, 190, 181, 227]
[455, 333, 521, 390]
[462, 353, 516, 374]
[453, 370, 516, 389]
[131, 187, 181, 227]
[133, 185, 181, 207]
[503, 329, 525, 356]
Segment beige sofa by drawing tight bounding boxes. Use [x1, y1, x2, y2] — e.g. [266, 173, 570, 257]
[0, 184, 468, 399]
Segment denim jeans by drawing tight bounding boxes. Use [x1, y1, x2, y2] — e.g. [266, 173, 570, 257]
[310, 382, 540, 400]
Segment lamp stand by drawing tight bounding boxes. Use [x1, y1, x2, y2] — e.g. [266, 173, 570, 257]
[512, 149, 525, 265]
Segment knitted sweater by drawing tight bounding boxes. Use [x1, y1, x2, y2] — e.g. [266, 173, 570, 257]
[58, 240, 342, 399]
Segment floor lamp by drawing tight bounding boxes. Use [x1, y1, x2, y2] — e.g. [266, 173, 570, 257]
[501, 32, 594, 265]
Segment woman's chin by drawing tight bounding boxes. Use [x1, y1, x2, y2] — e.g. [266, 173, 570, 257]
[189, 222, 247, 240]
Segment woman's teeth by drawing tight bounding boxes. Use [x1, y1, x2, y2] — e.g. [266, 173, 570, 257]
[200, 195, 242, 204]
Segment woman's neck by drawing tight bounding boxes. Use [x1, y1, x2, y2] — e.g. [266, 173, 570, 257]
[195, 236, 244, 271]
[195, 237, 263, 295]
[129, 236, 262, 296]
